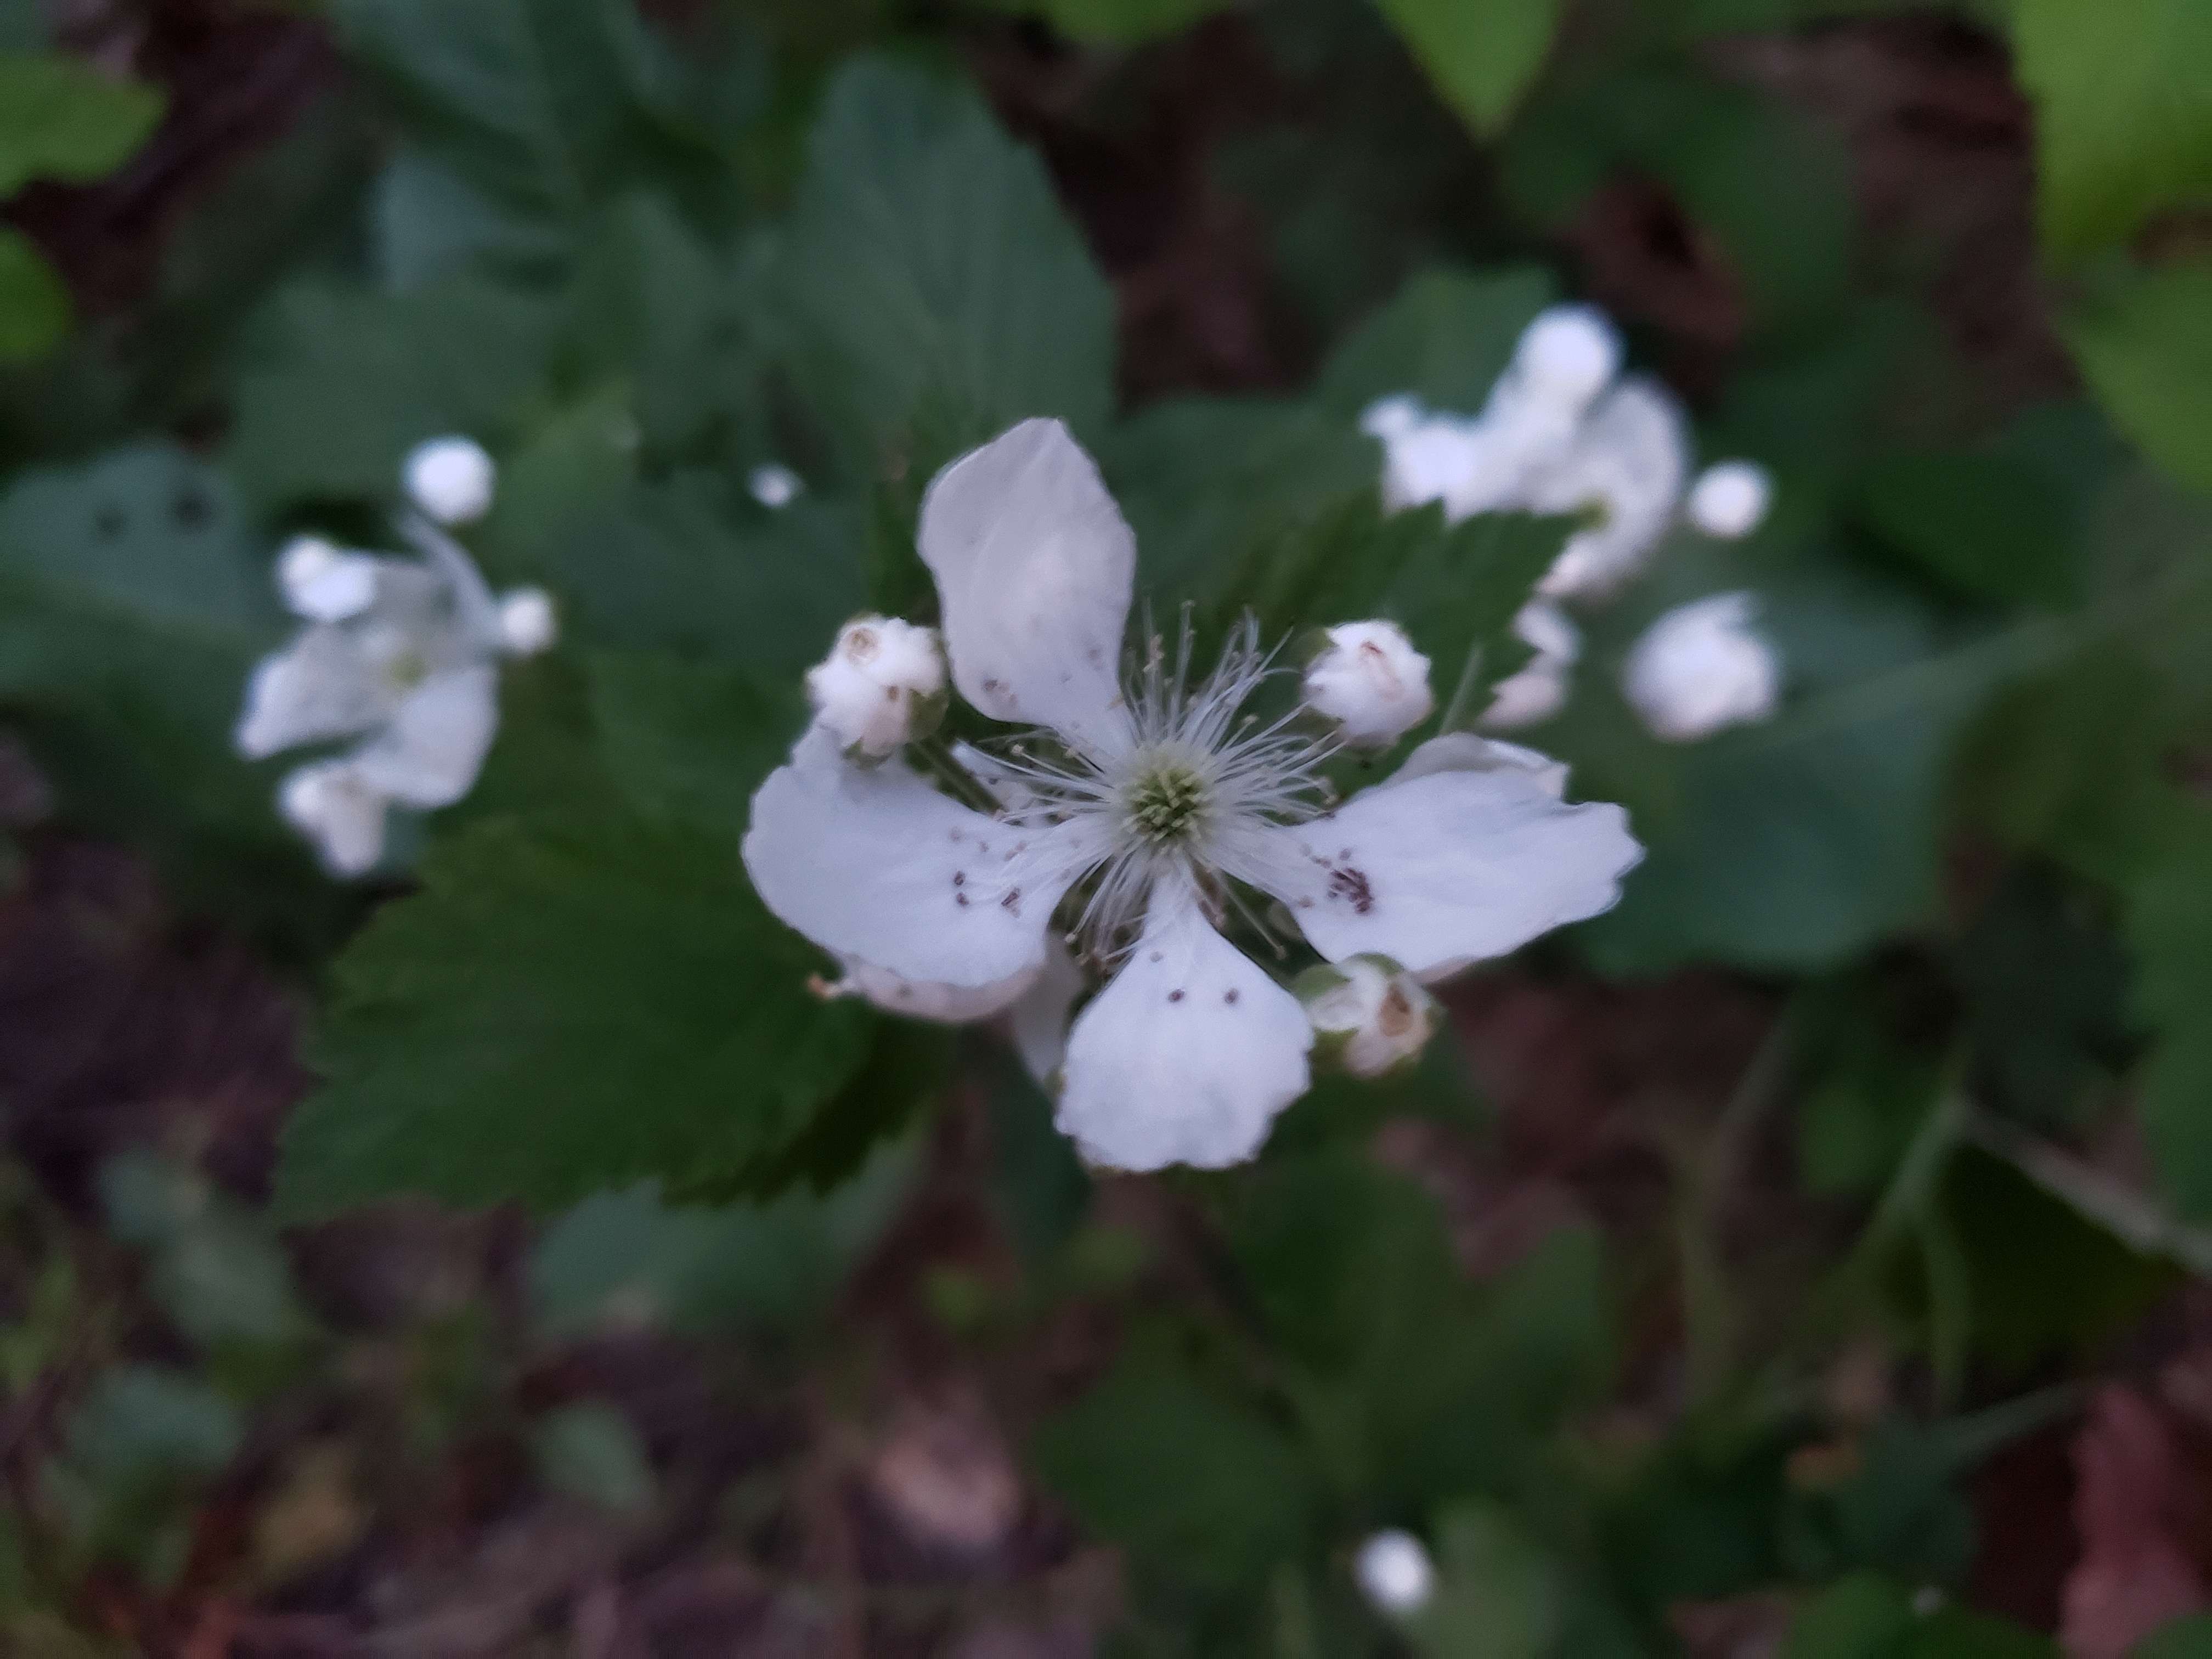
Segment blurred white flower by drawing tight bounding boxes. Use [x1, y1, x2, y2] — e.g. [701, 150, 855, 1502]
[1479, 600, 1581, 731]
[1299, 954, 1437, 1077]
[744, 420, 1641, 1173]
[1302, 620, 1434, 749]
[1686, 460, 1773, 540]
[1525, 380, 1689, 599]
[1355, 1530, 1436, 1616]
[1622, 591, 1781, 743]
[402, 436, 496, 527]
[1510, 304, 1621, 408]
[749, 462, 804, 509]
[804, 616, 948, 761]
[239, 512, 551, 877]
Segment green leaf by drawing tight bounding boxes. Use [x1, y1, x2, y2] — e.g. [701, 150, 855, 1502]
[2015, 0, 2212, 257]
[1852, 452, 2078, 607]
[273, 809, 877, 1218]
[1572, 580, 2058, 975]
[1031, 1347, 1314, 1598]
[0, 227, 68, 364]
[2138, 1615, 2212, 1659]
[1781, 1575, 1913, 1659]
[0, 52, 163, 196]
[226, 275, 559, 510]
[1370, 0, 1562, 138]
[1407, 1500, 1560, 1659]
[778, 58, 1116, 473]
[586, 650, 798, 831]
[531, 1402, 657, 1515]
[2125, 817, 2212, 1221]
[42, 1366, 242, 1582]
[972, 0, 1235, 46]
[1317, 264, 1556, 417]
[335, 0, 723, 256]
[530, 1141, 915, 1339]
[2063, 261, 2212, 496]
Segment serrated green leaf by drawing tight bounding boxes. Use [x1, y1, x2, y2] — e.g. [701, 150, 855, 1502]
[0, 52, 163, 196]
[778, 58, 1117, 471]
[2064, 261, 2212, 496]
[1371, 0, 1562, 138]
[0, 227, 68, 364]
[1852, 452, 2077, 607]
[2015, 0, 2212, 258]
[1317, 264, 1556, 417]
[1781, 1575, 1913, 1659]
[1407, 1500, 1560, 1659]
[273, 810, 876, 1218]
[2125, 819, 2212, 1221]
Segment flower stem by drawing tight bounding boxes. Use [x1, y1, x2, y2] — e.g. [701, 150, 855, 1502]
[911, 737, 1002, 814]
[1437, 641, 1486, 733]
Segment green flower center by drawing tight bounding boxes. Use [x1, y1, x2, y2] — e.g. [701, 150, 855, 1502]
[1126, 763, 1210, 845]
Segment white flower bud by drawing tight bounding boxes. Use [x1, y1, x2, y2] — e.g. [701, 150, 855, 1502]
[749, 463, 803, 509]
[1303, 620, 1434, 748]
[805, 616, 948, 760]
[1514, 305, 1621, 409]
[279, 761, 388, 877]
[1298, 955, 1438, 1079]
[1355, 1529, 1436, 1616]
[1359, 394, 1425, 442]
[1479, 601, 1580, 731]
[496, 588, 557, 656]
[1622, 591, 1781, 743]
[1686, 460, 1772, 540]
[276, 535, 376, 623]
[403, 436, 497, 527]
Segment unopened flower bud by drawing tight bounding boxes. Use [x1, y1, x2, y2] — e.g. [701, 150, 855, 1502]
[277, 535, 377, 622]
[1514, 305, 1621, 409]
[1686, 460, 1772, 539]
[497, 588, 557, 656]
[1304, 621, 1434, 748]
[1355, 1530, 1435, 1616]
[749, 462, 803, 509]
[1297, 955, 1438, 1078]
[1480, 601, 1580, 731]
[403, 436, 496, 526]
[805, 616, 948, 760]
[1622, 591, 1780, 743]
[1359, 394, 1425, 442]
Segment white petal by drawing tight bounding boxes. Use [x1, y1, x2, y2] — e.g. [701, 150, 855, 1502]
[1251, 766, 1641, 979]
[235, 628, 387, 760]
[278, 537, 379, 622]
[824, 956, 1040, 1023]
[349, 664, 498, 808]
[1391, 731, 1568, 798]
[1056, 875, 1312, 1172]
[917, 419, 1136, 757]
[396, 513, 505, 650]
[1009, 933, 1087, 1090]
[742, 725, 1081, 990]
[280, 760, 388, 877]
[1529, 379, 1689, 598]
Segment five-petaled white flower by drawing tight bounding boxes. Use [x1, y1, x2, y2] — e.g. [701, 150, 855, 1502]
[1363, 303, 1773, 601]
[742, 420, 1641, 1173]
[1622, 590, 1782, 743]
[236, 511, 554, 877]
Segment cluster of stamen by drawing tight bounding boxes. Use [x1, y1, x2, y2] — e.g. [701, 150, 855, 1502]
[1125, 763, 1210, 845]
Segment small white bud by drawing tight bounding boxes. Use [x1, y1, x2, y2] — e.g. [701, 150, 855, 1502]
[1297, 955, 1438, 1079]
[1359, 394, 1425, 442]
[1355, 1529, 1436, 1617]
[1479, 601, 1581, 731]
[279, 761, 388, 877]
[1515, 305, 1621, 409]
[496, 588, 557, 656]
[805, 616, 948, 760]
[749, 462, 803, 509]
[403, 436, 497, 527]
[1686, 460, 1772, 539]
[1622, 591, 1781, 743]
[276, 535, 376, 623]
[1303, 620, 1434, 748]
